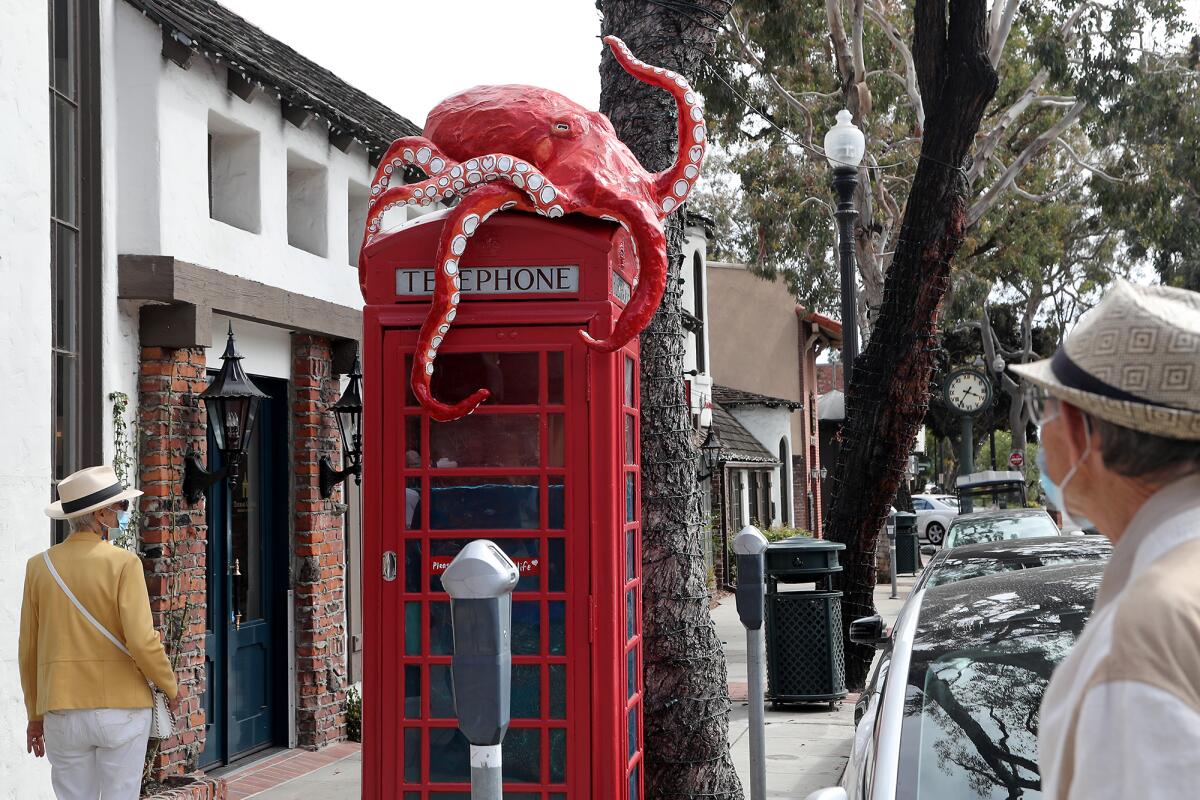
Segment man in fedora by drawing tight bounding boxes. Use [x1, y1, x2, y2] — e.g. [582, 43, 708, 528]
[1011, 281, 1200, 799]
[19, 465, 179, 799]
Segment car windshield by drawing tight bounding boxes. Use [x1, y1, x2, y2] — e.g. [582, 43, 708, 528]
[899, 564, 1098, 799]
[925, 548, 1109, 588]
[948, 515, 1058, 546]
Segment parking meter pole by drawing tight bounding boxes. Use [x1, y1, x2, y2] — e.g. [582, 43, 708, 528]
[471, 746, 503, 799]
[887, 517, 898, 600]
[734, 525, 770, 800]
[443, 540, 521, 800]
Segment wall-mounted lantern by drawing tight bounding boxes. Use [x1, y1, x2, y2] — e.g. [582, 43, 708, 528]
[319, 353, 364, 498]
[699, 426, 723, 479]
[184, 325, 269, 504]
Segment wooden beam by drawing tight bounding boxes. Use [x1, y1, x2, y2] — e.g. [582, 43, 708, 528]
[119, 255, 362, 342]
[329, 129, 356, 152]
[226, 70, 256, 102]
[161, 29, 194, 70]
[139, 302, 211, 349]
[281, 100, 312, 129]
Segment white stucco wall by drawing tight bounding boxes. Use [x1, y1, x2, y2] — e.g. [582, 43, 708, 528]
[210, 314, 296, 381]
[0, 0, 56, 792]
[114, 3, 380, 312]
[728, 405, 795, 527]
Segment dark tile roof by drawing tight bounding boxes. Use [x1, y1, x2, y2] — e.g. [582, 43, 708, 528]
[712, 384, 802, 410]
[711, 403, 778, 464]
[126, 0, 421, 157]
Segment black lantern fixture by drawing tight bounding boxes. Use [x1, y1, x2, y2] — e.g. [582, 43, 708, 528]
[319, 353, 364, 498]
[183, 325, 269, 504]
[699, 425, 723, 479]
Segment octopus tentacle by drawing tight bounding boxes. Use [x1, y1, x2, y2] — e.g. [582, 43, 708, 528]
[368, 136, 457, 209]
[578, 201, 667, 353]
[364, 154, 568, 250]
[413, 184, 535, 421]
[604, 36, 707, 216]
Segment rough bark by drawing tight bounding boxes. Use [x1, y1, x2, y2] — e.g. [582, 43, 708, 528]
[826, 0, 998, 690]
[599, 2, 743, 797]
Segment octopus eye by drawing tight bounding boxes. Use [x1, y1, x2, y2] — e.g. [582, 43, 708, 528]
[554, 122, 571, 132]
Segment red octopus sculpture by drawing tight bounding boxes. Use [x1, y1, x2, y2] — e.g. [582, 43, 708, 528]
[359, 36, 706, 421]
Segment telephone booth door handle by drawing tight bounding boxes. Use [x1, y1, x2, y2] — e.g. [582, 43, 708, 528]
[382, 551, 398, 582]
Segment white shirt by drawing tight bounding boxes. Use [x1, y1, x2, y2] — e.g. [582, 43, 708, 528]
[1038, 475, 1200, 799]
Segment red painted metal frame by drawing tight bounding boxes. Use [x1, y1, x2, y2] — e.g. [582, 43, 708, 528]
[363, 213, 643, 799]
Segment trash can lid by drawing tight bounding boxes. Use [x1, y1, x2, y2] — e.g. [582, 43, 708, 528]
[767, 536, 846, 552]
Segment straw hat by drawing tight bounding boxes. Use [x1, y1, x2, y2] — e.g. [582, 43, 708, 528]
[1011, 280, 1200, 440]
[46, 465, 143, 520]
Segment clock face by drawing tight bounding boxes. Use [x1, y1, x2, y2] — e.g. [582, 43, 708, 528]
[946, 370, 990, 414]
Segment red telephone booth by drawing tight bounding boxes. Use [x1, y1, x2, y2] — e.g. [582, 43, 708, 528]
[361, 211, 644, 799]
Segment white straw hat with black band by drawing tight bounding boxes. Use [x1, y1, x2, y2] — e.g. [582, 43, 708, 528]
[46, 465, 144, 520]
[1010, 280, 1200, 441]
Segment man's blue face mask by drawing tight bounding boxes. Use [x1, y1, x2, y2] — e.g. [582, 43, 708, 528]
[106, 509, 131, 542]
[1037, 404, 1094, 530]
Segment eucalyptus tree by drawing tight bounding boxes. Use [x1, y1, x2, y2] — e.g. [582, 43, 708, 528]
[598, 1, 744, 796]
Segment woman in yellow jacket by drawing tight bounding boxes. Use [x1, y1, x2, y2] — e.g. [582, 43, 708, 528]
[19, 466, 179, 800]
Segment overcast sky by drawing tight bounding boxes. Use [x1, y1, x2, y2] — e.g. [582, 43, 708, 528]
[218, 0, 605, 125]
[220, 0, 1198, 129]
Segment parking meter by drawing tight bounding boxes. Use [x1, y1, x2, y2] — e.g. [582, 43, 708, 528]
[442, 540, 520, 800]
[886, 512, 898, 600]
[733, 525, 769, 800]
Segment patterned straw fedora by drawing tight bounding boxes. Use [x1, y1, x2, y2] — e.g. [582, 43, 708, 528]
[46, 465, 143, 520]
[1011, 280, 1200, 441]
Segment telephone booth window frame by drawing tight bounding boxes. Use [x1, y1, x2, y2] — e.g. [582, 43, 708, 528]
[621, 352, 644, 795]
[387, 328, 589, 798]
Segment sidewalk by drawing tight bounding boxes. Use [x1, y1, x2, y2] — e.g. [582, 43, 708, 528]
[717, 572, 917, 797]
[224, 574, 917, 798]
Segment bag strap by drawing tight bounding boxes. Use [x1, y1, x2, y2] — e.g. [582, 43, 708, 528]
[42, 550, 133, 658]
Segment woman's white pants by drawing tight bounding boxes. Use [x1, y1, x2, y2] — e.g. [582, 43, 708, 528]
[43, 708, 152, 800]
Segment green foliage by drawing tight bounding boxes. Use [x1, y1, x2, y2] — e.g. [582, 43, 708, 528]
[108, 391, 141, 553]
[346, 685, 362, 742]
[690, 0, 1195, 322]
[763, 525, 813, 542]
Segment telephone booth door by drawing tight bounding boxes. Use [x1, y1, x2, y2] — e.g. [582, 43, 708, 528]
[371, 323, 593, 798]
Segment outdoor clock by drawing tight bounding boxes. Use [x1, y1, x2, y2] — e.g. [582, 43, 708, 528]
[944, 367, 992, 416]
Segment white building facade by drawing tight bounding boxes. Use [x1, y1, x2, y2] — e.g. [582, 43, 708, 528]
[1, 0, 425, 791]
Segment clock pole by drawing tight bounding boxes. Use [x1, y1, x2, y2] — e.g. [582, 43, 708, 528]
[960, 415, 975, 512]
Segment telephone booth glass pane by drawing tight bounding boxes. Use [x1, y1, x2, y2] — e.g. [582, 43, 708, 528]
[429, 414, 540, 467]
[429, 476, 540, 529]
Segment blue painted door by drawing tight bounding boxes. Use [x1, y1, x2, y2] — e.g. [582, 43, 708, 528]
[200, 376, 289, 768]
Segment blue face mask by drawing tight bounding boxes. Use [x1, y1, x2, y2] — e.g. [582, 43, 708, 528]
[1037, 413, 1094, 530]
[117, 510, 131, 530]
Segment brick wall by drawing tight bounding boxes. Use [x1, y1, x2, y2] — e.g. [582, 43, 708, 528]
[138, 346, 210, 778]
[291, 334, 349, 749]
[792, 454, 809, 530]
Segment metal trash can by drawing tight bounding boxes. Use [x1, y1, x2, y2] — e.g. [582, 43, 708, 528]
[894, 511, 920, 575]
[764, 537, 848, 707]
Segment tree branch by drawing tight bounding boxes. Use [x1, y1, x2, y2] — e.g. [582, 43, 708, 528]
[967, 101, 1087, 227]
[987, 0, 1020, 67]
[727, 14, 816, 142]
[865, 1, 925, 132]
[1055, 138, 1126, 184]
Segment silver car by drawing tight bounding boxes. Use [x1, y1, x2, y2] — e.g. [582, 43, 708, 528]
[805, 561, 1104, 799]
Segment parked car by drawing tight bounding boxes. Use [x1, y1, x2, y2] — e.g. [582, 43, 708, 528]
[910, 494, 959, 545]
[914, 534, 1112, 592]
[805, 561, 1103, 800]
[942, 508, 1060, 549]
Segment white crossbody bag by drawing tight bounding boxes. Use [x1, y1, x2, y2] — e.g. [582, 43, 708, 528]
[42, 551, 175, 739]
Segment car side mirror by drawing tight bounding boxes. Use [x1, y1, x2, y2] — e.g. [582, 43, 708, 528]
[920, 545, 936, 556]
[804, 789, 848, 800]
[849, 614, 888, 648]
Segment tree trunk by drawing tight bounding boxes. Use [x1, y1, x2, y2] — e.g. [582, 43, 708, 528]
[599, 2, 743, 797]
[826, 0, 998, 690]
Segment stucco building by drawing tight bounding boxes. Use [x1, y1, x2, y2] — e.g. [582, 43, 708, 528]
[704, 262, 843, 580]
[0, 0, 432, 792]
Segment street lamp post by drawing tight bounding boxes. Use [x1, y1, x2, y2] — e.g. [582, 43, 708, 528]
[825, 110, 866, 381]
